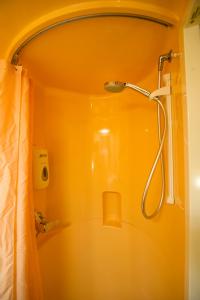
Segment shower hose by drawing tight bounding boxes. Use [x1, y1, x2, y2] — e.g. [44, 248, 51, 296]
[141, 71, 167, 219]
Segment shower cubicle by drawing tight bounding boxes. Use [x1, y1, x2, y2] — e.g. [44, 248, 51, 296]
[0, 1, 188, 299]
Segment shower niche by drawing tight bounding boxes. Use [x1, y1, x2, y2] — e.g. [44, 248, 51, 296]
[103, 191, 122, 227]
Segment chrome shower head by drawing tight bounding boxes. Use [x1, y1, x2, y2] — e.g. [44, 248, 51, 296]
[104, 81, 151, 98]
[104, 81, 126, 93]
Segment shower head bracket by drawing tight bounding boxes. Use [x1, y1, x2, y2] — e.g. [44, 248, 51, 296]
[149, 85, 171, 99]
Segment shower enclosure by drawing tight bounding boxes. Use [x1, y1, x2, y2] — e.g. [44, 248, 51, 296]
[8, 4, 186, 299]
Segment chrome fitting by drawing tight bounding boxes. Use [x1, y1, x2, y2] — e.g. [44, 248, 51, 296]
[158, 50, 173, 71]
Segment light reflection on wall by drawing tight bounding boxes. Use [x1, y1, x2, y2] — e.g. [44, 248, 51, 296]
[98, 128, 110, 135]
[194, 176, 200, 189]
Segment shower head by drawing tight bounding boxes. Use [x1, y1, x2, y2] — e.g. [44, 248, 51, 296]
[104, 81, 126, 93]
[104, 81, 151, 98]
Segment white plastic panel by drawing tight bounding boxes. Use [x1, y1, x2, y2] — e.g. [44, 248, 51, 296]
[184, 24, 200, 300]
[163, 73, 175, 204]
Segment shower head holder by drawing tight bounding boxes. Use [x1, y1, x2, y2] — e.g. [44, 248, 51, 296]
[149, 86, 171, 100]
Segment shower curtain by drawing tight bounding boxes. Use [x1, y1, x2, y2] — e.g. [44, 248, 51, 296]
[0, 60, 43, 300]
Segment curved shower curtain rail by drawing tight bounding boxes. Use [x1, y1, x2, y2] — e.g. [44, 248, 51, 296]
[11, 12, 173, 65]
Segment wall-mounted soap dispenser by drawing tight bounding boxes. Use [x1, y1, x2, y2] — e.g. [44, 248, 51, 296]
[33, 148, 49, 189]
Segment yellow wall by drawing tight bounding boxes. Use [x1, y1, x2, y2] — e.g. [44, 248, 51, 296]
[20, 17, 169, 95]
[0, 0, 188, 59]
[32, 58, 185, 299]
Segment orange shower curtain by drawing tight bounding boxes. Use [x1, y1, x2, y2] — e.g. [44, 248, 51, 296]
[0, 60, 43, 300]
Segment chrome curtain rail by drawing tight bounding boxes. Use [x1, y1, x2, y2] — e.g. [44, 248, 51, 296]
[11, 12, 173, 65]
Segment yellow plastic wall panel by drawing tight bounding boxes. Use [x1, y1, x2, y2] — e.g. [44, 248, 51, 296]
[0, 0, 188, 58]
[28, 4, 187, 299]
[33, 66, 185, 299]
[32, 83, 48, 215]
[21, 17, 169, 95]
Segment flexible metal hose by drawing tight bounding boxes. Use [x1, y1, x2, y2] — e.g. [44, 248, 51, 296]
[141, 96, 166, 219]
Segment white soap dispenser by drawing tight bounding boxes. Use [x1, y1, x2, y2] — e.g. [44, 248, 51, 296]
[33, 148, 49, 189]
